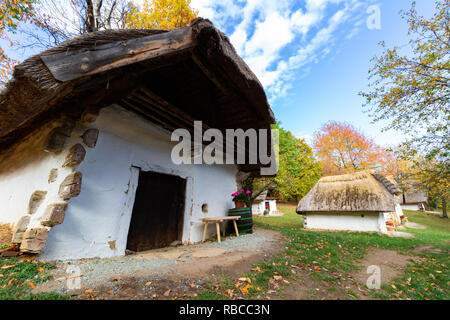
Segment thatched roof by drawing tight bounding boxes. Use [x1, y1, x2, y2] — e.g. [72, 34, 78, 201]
[297, 171, 401, 214]
[253, 190, 268, 203]
[403, 189, 428, 204]
[0, 18, 274, 173]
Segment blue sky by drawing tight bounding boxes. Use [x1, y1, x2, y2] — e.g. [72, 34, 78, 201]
[189, 0, 435, 147]
[2, 0, 436, 148]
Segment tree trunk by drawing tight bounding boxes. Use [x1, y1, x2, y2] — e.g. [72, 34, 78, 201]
[442, 197, 448, 218]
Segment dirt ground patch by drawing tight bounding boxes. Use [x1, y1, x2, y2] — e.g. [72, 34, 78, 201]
[266, 248, 420, 300]
[353, 248, 418, 287]
[266, 270, 370, 300]
[0, 223, 13, 246]
[412, 245, 447, 254]
[32, 228, 286, 299]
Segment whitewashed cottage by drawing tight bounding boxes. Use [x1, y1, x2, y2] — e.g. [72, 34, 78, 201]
[0, 19, 275, 260]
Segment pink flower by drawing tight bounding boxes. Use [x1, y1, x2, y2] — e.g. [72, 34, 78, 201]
[240, 189, 244, 192]
[246, 190, 251, 194]
[232, 192, 238, 197]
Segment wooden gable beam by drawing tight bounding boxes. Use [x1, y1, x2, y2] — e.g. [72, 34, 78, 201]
[41, 27, 195, 82]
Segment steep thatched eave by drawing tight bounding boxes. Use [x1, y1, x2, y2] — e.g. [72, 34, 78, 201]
[296, 171, 397, 214]
[0, 18, 275, 175]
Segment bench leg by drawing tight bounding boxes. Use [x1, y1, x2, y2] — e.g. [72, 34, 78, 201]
[216, 222, 221, 243]
[233, 220, 239, 237]
[223, 221, 226, 237]
[202, 223, 208, 242]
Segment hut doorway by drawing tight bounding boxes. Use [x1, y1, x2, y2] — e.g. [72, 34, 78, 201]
[126, 171, 186, 252]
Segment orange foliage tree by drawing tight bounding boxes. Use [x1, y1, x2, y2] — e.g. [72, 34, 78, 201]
[0, 0, 33, 87]
[313, 121, 388, 176]
[126, 0, 198, 30]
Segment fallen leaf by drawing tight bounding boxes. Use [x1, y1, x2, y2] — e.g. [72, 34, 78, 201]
[145, 281, 152, 286]
[1, 265, 15, 269]
[7, 278, 15, 286]
[37, 267, 44, 272]
[238, 277, 251, 283]
[29, 282, 35, 289]
[163, 289, 171, 297]
[240, 284, 252, 294]
[273, 275, 283, 281]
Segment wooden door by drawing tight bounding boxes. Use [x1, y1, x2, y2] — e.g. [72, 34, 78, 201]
[126, 171, 186, 251]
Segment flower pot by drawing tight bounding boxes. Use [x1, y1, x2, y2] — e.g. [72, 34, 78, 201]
[234, 201, 245, 209]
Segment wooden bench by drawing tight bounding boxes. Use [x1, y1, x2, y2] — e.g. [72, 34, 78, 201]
[201, 216, 241, 243]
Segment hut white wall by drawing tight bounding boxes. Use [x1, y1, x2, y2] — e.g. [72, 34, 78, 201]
[268, 200, 277, 214]
[13, 105, 238, 261]
[252, 202, 265, 215]
[400, 204, 421, 211]
[303, 212, 387, 233]
[0, 122, 74, 226]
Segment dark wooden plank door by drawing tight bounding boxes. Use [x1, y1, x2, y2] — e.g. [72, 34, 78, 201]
[126, 171, 186, 252]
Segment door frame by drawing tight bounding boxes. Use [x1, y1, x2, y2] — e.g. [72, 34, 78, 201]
[117, 166, 192, 255]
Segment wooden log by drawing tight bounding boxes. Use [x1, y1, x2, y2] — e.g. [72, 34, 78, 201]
[41, 28, 195, 82]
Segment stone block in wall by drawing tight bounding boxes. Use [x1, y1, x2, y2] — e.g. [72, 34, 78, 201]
[48, 168, 58, 183]
[63, 144, 86, 167]
[11, 216, 30, 244]
[40, 202, 68, 227]
[81, 128, 99, 148]
[43, 121, 75, 153]
[20, 228, 48, 253]
[59, 172, 82, 200]
[28, 190, 47, 215]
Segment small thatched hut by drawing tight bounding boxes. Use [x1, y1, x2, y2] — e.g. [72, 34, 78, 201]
[251, 191, 279, 215]
[397, 185, 428, 211]
[296, 171, 401, 233]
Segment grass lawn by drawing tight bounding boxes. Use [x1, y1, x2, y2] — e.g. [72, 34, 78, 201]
[196, 204, 449, 300]
[0, 256, 69, 300]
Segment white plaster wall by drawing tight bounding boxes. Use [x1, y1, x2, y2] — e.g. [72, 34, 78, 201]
[252, 202, 265, 215]
[0, 123, 75, 227]
[40, 105, 238, 261]
[401, 204, 421, 211]
[304, 212, 386, 233]
[268, 200, 277, 214]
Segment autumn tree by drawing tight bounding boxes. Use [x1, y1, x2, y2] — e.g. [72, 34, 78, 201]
[313, 121, 387, 176]
[252, 123, 322, 202]
[0, 0, 33, 86]
[125, 0, 198, 30]
[20, 0, 131, 49]
[360, 0, 448, 164]
[360, 0, 449, 217]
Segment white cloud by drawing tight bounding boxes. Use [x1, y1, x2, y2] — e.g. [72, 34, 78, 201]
[145, 0, 365, 101]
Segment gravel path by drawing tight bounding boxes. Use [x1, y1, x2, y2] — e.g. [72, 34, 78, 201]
[36, 228, 282, 293]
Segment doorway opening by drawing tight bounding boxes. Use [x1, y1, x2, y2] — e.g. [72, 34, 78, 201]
[126, 170, 186, 252]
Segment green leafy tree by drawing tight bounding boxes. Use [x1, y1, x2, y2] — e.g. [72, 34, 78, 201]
[251, 123, 322, 202]
[360, 0, 449, 161]
[360, 0, 449, 217]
